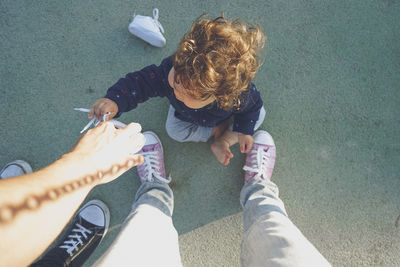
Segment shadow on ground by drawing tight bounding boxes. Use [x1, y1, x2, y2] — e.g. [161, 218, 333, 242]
[1, 0, 399, 266]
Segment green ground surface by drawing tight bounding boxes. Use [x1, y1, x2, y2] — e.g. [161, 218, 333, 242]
[1, 0, 399, 266]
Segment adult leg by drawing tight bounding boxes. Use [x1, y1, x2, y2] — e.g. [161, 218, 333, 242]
[94, 132, 182, 267]
[240, 131, 331, 267]
[165, 105, 213, 142]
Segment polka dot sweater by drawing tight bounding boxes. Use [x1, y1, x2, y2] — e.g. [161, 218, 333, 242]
[105, 57, 264, 135]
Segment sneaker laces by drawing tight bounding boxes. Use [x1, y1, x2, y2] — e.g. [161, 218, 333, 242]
[243, 147, 270, 180]
[151, 8, 164, 33]
[59, 223, 92, 256]
[141, 151, 171, 183]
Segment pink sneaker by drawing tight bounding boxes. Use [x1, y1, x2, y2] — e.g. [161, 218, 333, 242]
[243, 130, 276, 183]
[136, 131, 171, 183]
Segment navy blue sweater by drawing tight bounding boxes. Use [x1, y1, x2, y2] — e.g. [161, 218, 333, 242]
[105, 57, 263, 135]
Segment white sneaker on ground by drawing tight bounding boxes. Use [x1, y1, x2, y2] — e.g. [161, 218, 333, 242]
[128, 8, 166, 47]
[0, 160, 33, 179]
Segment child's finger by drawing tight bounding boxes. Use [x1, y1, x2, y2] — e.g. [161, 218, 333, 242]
[243, 143, 251, 153]
[88, 107, 94, 119]
[100, 103, 114, 120]
[248, 139, 254, 152]
[89, 99, 103, 119]
[223, 156, 230, 166]
[102, 109, 111, 121]
[240, 142, 246, 153]
[223, 151, 234, 165]
[247, 145, 251, 153]
[96, 102, 107, 119]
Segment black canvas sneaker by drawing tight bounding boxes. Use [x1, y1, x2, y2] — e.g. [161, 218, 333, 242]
[31, 200, 110, 267]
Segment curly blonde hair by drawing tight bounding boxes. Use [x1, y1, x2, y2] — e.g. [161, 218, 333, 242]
[173, 15, 266, 110]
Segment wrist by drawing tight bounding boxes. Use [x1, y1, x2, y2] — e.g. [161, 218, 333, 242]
[238, 133, 247, 141]
[54, 153, 102, 188]
[104, 94, 124, 114]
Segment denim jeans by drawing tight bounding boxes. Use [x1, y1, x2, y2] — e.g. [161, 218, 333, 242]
[240, 179, 331, 267]
[165, 105, 266, 143]
[94, 179, 330, 267]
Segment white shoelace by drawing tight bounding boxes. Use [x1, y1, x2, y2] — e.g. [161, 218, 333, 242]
[243, 147, 270, 179]
[59, 223, 92, 256]
[141, 151, 171, 183]
[152, 8, 164, 33]
[74, 108, 127, 133]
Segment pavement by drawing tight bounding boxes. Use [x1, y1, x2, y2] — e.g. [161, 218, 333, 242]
[1, 0, 399, 266]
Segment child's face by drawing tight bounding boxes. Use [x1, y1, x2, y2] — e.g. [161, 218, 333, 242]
[168, 68, 215, 109]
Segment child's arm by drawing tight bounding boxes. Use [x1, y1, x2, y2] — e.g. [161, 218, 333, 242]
[232, 83, 264, 135]
[231, 83, 264, 153]
[90, 57, 172, 120]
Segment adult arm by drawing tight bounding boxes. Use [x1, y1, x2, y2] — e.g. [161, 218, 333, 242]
[0, 122, 145, 267]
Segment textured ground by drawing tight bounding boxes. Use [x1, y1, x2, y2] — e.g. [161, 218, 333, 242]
[1, 0, 399, 266]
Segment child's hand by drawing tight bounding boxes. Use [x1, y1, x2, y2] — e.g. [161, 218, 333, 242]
[238, 133, 254, 153]
[89, 98, 119, 120]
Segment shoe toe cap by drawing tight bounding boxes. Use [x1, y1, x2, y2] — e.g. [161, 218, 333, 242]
[143, 131, 160, 145]
[254, 130, 275, 147]
[79, 200, 109, 227]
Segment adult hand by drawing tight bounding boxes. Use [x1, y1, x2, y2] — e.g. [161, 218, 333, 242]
[0, 121, 144, 267]
[66, 121, 145, 184]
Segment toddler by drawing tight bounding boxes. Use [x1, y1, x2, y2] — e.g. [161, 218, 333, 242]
[89, 16, 266, 165]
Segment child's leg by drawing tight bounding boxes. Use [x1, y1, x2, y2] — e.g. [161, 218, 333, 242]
[211, 106, 266, 165]
[165, 105, 213, 142]
[210, 130, 236, 165]
[253, 106, 266, 131]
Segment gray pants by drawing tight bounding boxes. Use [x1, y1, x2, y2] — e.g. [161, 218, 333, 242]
[165, 105, 266, 142]
[95, 179, 331, 267]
